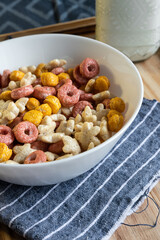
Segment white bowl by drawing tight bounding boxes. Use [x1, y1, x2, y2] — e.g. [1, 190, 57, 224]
[0, 34, 143, 186]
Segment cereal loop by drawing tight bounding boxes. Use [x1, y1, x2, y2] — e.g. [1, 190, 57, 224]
[58, 83, 80, 108]
[73, 65, 88, 85]
[13, 121, 38, 143]
[72, 101, 93, 118]
[79, 90, 93, 102]
[33, 86, 56, 100]
[80, 58, 99, 79]
[24, 150, 47, 164]
[51, 67, 65, 75]
[0, 125, 14, 145]
[0, 70, 11, 88]
[55, 78, 72, 91]
[11, 85, 34, 100]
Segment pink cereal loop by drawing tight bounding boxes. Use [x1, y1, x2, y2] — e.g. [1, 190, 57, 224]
[24, 150, 47, 164]
[79, 58, 99, 79]
[79, 90, 93, 102]
[11, 85, 34, 100]
[58, 83, 80, 108]
[33, 86, 56, 100]
[0, 125, 14, 145]
[73, 65, 88, 85]
[55, 78, 72, 91]
[48, 140, 64, 154]
[51, 67, 65, 75]
[13, 121, 38, 143]
[72, 100, 93, 118]
[8, 116, 23, 129]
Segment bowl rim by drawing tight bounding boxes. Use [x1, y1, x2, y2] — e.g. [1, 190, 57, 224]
[0, 33, 144, 168]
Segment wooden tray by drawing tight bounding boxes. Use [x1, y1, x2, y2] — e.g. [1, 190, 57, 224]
[0, 17, 160, 240]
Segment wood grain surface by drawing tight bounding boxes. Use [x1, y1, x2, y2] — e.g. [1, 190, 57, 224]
[0, 17, 160, 240]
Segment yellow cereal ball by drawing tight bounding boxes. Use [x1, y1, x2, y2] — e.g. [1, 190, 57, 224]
[110, 97, 125, 113]
[44, 95, 61, 114]
[67, 68, 74, 79]
[36, 103, 52, 117]
[58, 73, 70, 82]
[41, 72, 59, 87]
[23, 110, 43, 126]
[94, 76, 110, 92]
[0, 143, 12, 162]
[0, 90, 12, 100]
[10, 70, 25, 81]
[34, 63, 47, 78]
[107, 109, 122, 119]
[108, 114, 124, 132]
[26, 98, 40, 110]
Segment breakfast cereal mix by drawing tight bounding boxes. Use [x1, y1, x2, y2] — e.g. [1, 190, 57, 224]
[0, 57, 125, 164]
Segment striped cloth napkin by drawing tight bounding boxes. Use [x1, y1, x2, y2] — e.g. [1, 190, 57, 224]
[0, 98, 160, 240]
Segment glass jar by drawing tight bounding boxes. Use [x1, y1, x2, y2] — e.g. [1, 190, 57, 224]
[96, 0, 160, 61]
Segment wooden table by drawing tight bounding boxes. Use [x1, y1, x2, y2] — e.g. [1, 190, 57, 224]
[0, 17, 160, 240]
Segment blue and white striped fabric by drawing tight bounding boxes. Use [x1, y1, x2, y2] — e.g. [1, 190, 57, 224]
[0, 98, 160, 240]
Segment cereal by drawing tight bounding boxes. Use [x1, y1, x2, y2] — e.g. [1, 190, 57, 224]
[34, 63, 47, 78]
[23, 110, 43, 126]
[20, 72, 36, 87]
[0, 70, 11, 88]
[92, 90, 110, 103]
[79, 90, 93, 102]
[51, 67, 65, 75]
[80, 58, 99, 78]
[75, 122, 100, 150]
[44, 95, 61, 114]
[82, 106, 97, 123]
[72, 101, 93, 118]
[62, 136, 81, 154]
[0, 90, 12, 100]
[24, 150, 47, 164]
[41, 72, 59, 87]
[13, 143, 35, 163]
[99, 118, 111, 141]
[4, 160, 19, 165]
[85, 78, 95, 93]
[0, 57, 125, 164]
[44, 59, 67, 71]
[8, 80, 20, 90]
[11, 85, 34, 100]
[36, 103, 52, 117]
[13, 121, 38, 143]
[48, 140, 64, 154]
[2, 102, 19, 121]
[94, 76, 110, 92]
[0, 143, 12, 162]
[45, 151, 58, 161]
[56, 154, 73, 160]
[26, 98, 40, 110]
[73, 65, 88, 85]
[19, 65, 36, 74]
[110, 97, 125, 113]
[31, 141, 48, 152]
[94, 103, 110, 121]
[58, 83, 80, 108]
[58, 73, 70, 81]
[0, 126, 14, 145]
[56, 119, 75, 136]
[33, 86, 56, 100]
[10, 70, 25, 81]
[108, 114, 124, 132]
[15, 97, 29, 112]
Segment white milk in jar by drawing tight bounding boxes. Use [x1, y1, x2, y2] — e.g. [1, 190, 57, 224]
[96, 0, 160, 61]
